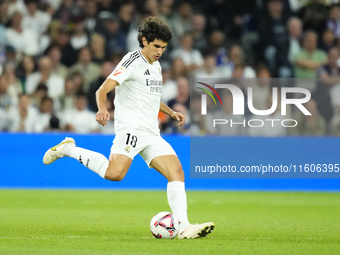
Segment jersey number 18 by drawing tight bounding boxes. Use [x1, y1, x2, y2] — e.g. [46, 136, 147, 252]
[126, 133, 138, 148]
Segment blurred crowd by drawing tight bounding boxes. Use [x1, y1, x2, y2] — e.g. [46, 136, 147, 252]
[1, 0, 340, 136]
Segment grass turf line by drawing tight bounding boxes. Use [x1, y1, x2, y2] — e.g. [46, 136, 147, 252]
[0, 190, 339, 255]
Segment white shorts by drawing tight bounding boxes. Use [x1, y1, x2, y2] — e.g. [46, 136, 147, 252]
[110, 127, 177, 168]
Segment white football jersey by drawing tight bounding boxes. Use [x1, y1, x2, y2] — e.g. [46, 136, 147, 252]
[108, 49, 163, 134]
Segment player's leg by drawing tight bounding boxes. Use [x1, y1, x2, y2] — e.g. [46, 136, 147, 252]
[140, 139, 190, 232]
[150, 155, 215, 239]
[43, 137, 132, 181]
[150, 154, 184, 181]
[105, 153, 132, 181]
[150, 155, 189, 228]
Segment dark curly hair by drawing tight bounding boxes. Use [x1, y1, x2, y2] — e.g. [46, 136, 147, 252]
[137, 16, 173, 48]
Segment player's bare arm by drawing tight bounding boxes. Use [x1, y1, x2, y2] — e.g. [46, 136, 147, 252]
[159, 102, 185, 126]
[95, 78, 119, 126]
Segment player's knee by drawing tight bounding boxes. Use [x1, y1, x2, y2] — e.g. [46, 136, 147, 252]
[104, 168, 126, 182]
[169, 167, 184, 182]
[105, 172, 125, 181]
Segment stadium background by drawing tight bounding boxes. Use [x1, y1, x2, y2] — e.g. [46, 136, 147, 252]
[1, 0, 340, 190]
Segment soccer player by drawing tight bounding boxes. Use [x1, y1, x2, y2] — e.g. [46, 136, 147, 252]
[43, 16, 215, 239]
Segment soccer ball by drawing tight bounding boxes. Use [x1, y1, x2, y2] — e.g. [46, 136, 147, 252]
[150, 212, 179, 239]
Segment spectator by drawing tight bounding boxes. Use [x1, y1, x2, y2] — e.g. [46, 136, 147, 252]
[189, 95, 209, 135]
[55, 27, 78, 67]
[248, 66, 272, 111]
[22, 0, 51, 36]
[290, 99, 326, 136]
[144, 0, 158, 17]
[69, 47, 101, 93]
[161, 62, 177, 104]
[9, 93, 37, 132]
[63, 92, 98, 133]
[100, 15, 126, 57]
[16, 55, 35, 94]
[90, 33, 106, 65]
[258, 0, 290, 77]
[171, 33, 204, 71]
[221, 0, 259, 43]
[287, 17, 302, 67]
[318, 29, 336, 53]
[70, 18, 89, 50]
[5, 11, 39, 56]
[31, 95, 59, 132]
[39, 2, 54, 17]
[229, 65, 242, 79]
[170, 2, 193, 46]
[54, 76, 77, 113]
[119, 2, 134, 35]
[47, 45, 68, 79]
[3, 62, 21, 103]
[83, 0, 99, 34]
[29, 83, 48, 108]
[87, 61, 114, 112]
[26, 56, 64, 99]
[223, 45, 256, 78]
[327, 5, 340, 39]
[194, 54, 223, 79]
[191, 14, 208, 53]
[315, 47, 340, 124]
[208, 30, 228, 67]
[295, 31, 327, 92]
[4, 45, 17, 63]
[159, 0, 175, 26]
[171, 58, 188, 80]
[298, 0, 328, 36]
[7, 0, 27, 17]
[1, 0, 338, 137]
[0, 74, 12, 111]
[168, 77, 190, 110]
[0, 0, 10, 26]
[53, 0, 73, 25]
[69, 71, 84, 93]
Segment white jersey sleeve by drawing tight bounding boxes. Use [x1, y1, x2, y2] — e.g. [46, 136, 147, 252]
[107, 52, 138, 85]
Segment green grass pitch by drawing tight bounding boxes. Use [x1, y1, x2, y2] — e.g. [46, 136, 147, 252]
[0, 190, 339, 255]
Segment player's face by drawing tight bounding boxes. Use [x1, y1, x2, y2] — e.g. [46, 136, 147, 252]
[143, 38, 168, 62]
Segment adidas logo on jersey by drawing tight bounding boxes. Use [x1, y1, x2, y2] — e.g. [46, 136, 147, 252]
[144, 69, 150, 75]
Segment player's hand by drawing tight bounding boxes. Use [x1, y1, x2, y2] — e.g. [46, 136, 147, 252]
[96, 108, 110, 126]
[171, 111, 185, 126]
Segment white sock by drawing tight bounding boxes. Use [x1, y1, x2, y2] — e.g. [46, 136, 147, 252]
[167, 181, 190, 232]
[63, 144, 109, 179]
[62, 143, 75, 156]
